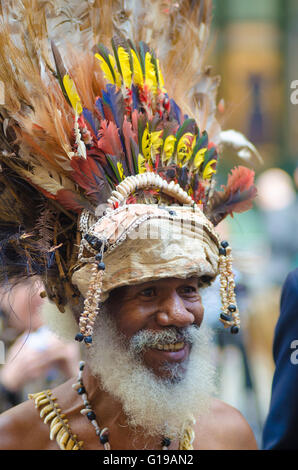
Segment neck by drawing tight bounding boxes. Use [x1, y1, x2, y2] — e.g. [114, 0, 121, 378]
[82, 364, 126, 427]
[80, 364, 179, 450]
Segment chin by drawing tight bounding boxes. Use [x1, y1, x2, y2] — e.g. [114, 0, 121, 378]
[159, 362, 189, 383]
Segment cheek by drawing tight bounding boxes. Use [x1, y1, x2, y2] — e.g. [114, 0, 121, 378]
[186, 300, 204, 325]
[113, 303, 150, 339]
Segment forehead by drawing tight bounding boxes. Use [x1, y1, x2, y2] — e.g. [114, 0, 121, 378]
[132, 277, 199, 288]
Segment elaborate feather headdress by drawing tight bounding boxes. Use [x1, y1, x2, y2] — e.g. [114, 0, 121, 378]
[0, 0, 258, 342]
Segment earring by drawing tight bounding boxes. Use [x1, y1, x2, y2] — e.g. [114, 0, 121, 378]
[75, 235, 106, 346]
[218, 241, 240, 334]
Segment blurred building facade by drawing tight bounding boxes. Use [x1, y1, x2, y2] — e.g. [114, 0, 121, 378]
[213, 0, 298, 173]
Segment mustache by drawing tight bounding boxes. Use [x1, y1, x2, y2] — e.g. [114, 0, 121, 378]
[129, 325, 200, 354]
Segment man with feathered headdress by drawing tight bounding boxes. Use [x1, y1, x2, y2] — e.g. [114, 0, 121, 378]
[0, 0, 258, 450]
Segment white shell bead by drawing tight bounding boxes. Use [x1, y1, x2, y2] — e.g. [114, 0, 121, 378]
[116, 185, 128, 197]
[160, 179, 167, 190]
[72, 382, 81, 390]
[112, 191, 124, 202]
[147, 173, 154, 185]
[120, 181, 130, 191]
[140, 174, 147, 186]
[108, 196, 118, 204]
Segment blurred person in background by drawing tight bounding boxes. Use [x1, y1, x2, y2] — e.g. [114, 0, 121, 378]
[256, 169, 298, 284]
[0, 278, 80, 412]
[262, 268, 298, 449]
[249, 169, 298, 446]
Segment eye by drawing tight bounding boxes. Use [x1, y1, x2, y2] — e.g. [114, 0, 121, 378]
[139, 287, 156, 298]
[178, 285, 198, 296]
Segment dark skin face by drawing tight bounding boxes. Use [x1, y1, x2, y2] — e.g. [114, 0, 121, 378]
[107, 277, 205, 379]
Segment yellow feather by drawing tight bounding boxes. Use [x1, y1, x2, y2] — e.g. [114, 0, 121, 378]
[162, 135, 176, 163]
[117, 162, 124, 180]
[109, 54, 122, 88]
[145, 52, 157, 94]
[177, 133, 194, 165]
[191, 135, 197, 151]
[202, 159, 217, 180]
[62, 74, 82, 114]
[94, 53, 115, 85]
[193, 147, 207, 171]
[150, 130, 163, 159]
[156, 58, 167, 93]
[117, 46, 132, 88]
[138, 153, 146, 174]
[142, 125, 163, 163]
[188, 187, 194, 197]
[131, 49, 144, 87]
[142, 124, 150, 161]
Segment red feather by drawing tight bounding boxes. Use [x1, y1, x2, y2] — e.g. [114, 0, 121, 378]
[56, 189, 93, 213]
[122, 115, 137, 174]
[70, 156, 104, 195]
[97, 120, 122, 155]
[225, 166, 255, 193]
[207, 166, 257, 226]
[131, 109, 140, 134]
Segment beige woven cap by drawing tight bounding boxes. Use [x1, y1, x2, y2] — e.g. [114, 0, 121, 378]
[72, 204, 220, 301]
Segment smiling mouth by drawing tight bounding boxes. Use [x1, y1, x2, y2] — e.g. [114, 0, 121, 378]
[152, 341, 185, 352]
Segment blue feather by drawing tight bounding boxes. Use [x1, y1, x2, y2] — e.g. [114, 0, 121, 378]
[102, 84, 127, 154]
[95, 97, 105, 119]
[102, 84, 124, 130]
[83, 108, 98, 134]
[131, 84, 139, 110]
[170, 99, 182, 125]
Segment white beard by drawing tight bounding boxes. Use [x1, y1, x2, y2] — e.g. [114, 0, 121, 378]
[86, 309, 217, 440]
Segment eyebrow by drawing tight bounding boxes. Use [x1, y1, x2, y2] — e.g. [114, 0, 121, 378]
[198, 276, 213, 286]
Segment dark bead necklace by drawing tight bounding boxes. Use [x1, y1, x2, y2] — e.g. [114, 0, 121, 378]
[73, 361, 172, 450]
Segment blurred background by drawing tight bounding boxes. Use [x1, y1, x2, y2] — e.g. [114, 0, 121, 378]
[205, 0, 298, 447]
[0, 0, 297, 449]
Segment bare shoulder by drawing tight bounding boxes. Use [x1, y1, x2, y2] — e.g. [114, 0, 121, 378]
[194, 398, 258, 450]
[0, 397, 54, 450]
[0, 379, 77, 450]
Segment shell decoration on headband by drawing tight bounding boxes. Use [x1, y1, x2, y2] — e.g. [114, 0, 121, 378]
[0, 0, 259, 345]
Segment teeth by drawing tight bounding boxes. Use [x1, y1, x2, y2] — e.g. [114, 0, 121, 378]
[154, 342, 185, 351]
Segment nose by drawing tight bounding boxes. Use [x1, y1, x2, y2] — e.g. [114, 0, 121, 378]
[155, 292, 195, 328]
